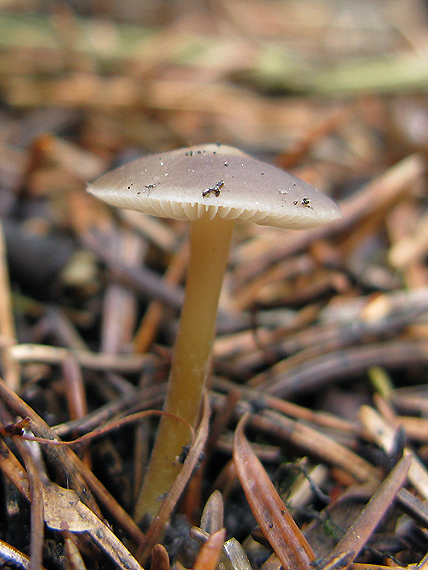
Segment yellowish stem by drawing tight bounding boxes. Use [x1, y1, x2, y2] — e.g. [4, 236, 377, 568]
[135, 215, 235, 523]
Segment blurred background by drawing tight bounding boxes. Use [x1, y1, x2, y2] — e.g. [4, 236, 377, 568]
[1, 0, 428, 300]
[2, 0, 428, 164]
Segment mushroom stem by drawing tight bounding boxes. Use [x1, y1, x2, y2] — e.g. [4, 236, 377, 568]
[135, 214, 235, 523]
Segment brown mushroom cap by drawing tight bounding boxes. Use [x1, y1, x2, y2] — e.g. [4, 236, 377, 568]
[88, 144, 341, 229]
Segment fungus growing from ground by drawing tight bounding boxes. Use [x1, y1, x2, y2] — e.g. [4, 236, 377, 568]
[88, 143, 341, 522]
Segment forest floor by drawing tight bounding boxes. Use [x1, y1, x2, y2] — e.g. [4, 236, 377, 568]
[1, 1, 428, 570]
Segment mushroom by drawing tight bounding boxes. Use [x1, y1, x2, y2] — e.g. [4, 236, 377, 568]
[87, 143, 341, 522]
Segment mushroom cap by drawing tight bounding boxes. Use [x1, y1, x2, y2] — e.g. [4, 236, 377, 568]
[88, 144, 341, 229]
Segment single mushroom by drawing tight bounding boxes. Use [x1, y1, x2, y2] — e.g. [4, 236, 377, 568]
[87, 143, 341, 522]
